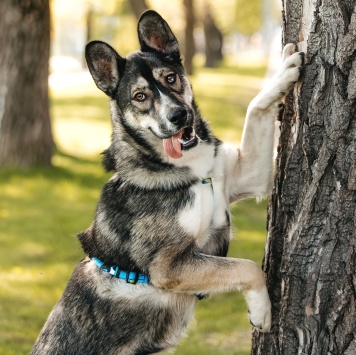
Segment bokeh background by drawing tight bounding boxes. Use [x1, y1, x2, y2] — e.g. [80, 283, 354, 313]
[1, 0, 283, 353]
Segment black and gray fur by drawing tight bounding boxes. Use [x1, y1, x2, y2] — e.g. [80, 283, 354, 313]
[32, 11, 225, 355]
[32, 9, 305, 355]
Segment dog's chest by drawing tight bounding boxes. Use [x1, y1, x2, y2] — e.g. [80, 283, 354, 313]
[178, 177, 228, 245]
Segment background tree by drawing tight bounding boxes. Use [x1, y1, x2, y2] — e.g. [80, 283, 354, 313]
[203, 4, 223, 68]
[183, 0, 196, 75]
[128, 0, 148, 19]
[252, 1, 356, 354]
[0, 0, 54, 167]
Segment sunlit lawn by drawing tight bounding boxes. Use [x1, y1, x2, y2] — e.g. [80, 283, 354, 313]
[0, 59, 268, 355]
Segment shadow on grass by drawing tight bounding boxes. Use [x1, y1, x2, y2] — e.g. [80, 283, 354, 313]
[51, 95, 110, 123]
[0, 150, 111, 267]
[0, 150, 109, 188]
[0, 153, 103, 352]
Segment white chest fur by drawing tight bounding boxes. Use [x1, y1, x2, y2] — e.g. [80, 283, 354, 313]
[177, 142, 230, 247]
[178, 176, 229, 248]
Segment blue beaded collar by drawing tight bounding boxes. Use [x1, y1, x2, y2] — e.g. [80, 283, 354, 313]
[93, 257, 149, 284]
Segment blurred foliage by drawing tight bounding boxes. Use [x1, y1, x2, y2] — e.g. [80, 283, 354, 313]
[234, 0, 261, 37]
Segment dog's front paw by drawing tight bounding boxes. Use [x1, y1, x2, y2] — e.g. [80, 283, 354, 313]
[273, 44, 304, 97]
[245, 287, 272, 332]
[250, 44, 304, 111]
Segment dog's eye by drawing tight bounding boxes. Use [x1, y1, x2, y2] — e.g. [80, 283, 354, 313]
[134, 93, 146, 102]
[166, 74, 176, 84]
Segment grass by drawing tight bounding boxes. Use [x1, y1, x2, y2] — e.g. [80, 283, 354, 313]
[0, 60, 267, 355]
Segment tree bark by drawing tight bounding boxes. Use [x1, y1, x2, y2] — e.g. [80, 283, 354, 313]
[128, 0, 148, 19]
[252, 1, 356, 354]
[0, 0, 54, 167]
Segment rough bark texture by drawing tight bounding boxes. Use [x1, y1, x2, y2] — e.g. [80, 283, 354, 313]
[0, 0, 54, 167]
[252, 1, 356, 354]
[183, 0, 196, 75]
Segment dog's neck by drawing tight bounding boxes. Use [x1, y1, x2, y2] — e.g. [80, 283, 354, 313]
[110, 142, 200, 190]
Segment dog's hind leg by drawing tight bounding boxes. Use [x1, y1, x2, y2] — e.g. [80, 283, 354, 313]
[225, 44, 304, 201]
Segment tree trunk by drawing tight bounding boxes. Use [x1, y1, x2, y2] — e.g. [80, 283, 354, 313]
[0, 0, 54, 167]
[183, 0, 196, 75]
[203, 7, 223, 68]
[83, 2, 94, 68]
[252, 1, 356, 354]
[128, 0, 148, 19]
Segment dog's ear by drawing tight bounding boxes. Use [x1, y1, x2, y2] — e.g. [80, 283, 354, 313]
[85, 41, 125, 97]
[138, 10, 180, 57]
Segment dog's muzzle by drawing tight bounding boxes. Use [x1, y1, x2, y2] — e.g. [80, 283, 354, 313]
[167, 108, 188, 126]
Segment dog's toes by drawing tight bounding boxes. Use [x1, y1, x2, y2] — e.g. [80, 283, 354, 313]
[249, 319, 263, 331]
[284, 51, 304, 70]
[245, 287, 272, 333]
[282, 43, 296, 61]
[249, 309, 272, 332]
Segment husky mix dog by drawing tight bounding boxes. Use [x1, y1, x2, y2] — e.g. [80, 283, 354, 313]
[32, 10, 303, 355]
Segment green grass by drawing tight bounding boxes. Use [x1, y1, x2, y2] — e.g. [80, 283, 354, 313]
[0, 60, 267, 355]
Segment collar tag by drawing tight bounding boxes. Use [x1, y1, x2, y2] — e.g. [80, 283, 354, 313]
[202, 177, 214, 193]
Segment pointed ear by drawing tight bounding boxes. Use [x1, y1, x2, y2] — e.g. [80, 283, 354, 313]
[85, 41, 125, 97]
[138, 10, 180, 56]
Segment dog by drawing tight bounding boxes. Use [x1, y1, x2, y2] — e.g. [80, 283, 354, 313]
[32, 10, 303, 355]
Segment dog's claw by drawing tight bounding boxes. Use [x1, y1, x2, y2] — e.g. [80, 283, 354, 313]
[299, 52, 305, 65]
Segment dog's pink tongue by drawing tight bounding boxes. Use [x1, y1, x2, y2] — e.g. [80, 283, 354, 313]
[163, 129, 183, 159]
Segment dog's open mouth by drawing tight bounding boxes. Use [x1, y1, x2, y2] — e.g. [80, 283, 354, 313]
[163, 126, 198, 159]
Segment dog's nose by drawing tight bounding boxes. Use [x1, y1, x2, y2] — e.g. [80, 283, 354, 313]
[167, 108, 187, 125]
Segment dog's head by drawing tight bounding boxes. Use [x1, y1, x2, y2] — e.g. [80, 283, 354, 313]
[86, 10, 200, 161]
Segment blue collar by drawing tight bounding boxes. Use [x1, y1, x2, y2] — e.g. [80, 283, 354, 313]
[93, 257, 150, 284]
